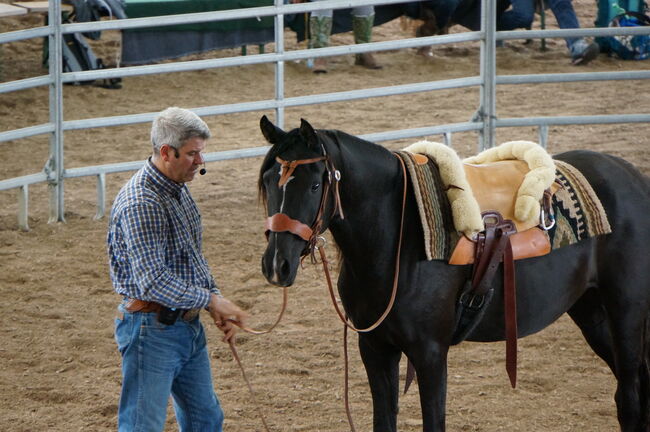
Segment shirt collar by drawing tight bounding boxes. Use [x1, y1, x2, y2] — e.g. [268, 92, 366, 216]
[144, 157, 184, 199]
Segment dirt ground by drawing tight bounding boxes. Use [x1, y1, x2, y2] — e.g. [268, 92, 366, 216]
[1, 1, 649, 430]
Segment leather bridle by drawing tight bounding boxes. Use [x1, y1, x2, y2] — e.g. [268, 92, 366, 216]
[265, 154, 344, 258]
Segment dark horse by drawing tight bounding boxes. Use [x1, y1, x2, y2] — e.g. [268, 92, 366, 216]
[258, 116, 650, 432]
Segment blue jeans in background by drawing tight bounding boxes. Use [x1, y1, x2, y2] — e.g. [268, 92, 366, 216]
[115, 305, 224, 432]
[498, 0, 581, 49]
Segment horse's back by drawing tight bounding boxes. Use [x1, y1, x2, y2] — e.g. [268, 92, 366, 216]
[554, 150, 650, 236]
[555, 150, 650, 309]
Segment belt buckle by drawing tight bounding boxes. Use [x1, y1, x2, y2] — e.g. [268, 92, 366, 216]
[182, 309, 200, 321]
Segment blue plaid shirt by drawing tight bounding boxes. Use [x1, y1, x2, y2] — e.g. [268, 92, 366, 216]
[107, 158, 220, 309]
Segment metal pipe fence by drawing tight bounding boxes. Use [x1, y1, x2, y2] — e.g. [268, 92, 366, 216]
[1, 0, 649, 230]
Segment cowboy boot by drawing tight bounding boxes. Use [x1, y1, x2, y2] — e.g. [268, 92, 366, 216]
[309, 16, 332, 73]
[352, 15, 382, 69]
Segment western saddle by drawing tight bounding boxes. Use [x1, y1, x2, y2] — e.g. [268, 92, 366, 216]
[408, 150, 558, 388]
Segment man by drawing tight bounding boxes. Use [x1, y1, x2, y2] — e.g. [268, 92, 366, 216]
[107, 107, 249, 431]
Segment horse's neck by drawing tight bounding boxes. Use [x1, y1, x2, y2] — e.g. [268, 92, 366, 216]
[328, 139, 405, 278]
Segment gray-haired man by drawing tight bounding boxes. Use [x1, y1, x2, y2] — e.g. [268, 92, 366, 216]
[108, 107, 248, 431]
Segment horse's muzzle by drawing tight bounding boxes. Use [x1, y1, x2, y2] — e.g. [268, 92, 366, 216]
[261, 236, 302, 287]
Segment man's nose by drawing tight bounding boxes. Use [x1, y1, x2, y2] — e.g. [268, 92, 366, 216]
[195, 153, 204, 164]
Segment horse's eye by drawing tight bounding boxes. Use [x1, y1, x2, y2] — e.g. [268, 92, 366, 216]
[311, 182, 321, 192]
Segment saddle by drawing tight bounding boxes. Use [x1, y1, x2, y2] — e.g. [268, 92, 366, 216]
[449, 160, 560, 265]
[403, 140, 559, 389]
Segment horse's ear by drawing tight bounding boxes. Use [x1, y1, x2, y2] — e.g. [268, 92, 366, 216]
[260, 115, 286, 145]
[299, 118, 319, 151]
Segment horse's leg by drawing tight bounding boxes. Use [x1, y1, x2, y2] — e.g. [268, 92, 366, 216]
[567, 287, 616, 373]
[598, 275, 650, 432]
[409, 342, 449, 432]
[358, 335, 401, 432]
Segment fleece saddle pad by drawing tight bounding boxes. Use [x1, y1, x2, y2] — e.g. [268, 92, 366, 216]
[396, 151, 612, 261]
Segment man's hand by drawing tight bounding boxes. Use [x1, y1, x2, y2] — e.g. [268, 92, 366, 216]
[207, 294, 249, 343]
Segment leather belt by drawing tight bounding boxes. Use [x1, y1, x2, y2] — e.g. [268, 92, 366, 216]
[124, 298, 201, 322]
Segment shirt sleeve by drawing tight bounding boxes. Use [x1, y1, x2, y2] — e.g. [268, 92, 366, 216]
[119, 202, 211, 310]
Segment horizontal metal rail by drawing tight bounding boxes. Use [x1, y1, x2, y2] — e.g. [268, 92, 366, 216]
[0, 25, 49, 44]
[0, 172, 48, 190]
[61, 0, 424, 33]
[0, 75, 52, 94]
[0, 124, 55, 142]
[497, 113, 650, 127]
[61, 31, 482, 82]
[498, 70, 650, 85]
[62, 76, 483, 131]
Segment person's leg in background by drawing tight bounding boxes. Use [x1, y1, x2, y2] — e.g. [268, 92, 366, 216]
[546, 0, 600, 64]
[352, 5, 382, 69]
[309, 1, 333, 73]
[497, 0, 536, 31]
[496, 0, 535, 47]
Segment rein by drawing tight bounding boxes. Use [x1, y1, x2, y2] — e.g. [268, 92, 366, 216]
[318, 153, 408, 333]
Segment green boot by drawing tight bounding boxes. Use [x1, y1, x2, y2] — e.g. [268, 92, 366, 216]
[352, 15, 382, 69]
[309, 16, 332, 73]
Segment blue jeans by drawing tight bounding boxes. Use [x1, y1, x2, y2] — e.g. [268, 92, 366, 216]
[115, 304, 224, 432]
[497, 0, 581, 49]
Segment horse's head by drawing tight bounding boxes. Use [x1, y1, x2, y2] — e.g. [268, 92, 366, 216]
[258, 115, 343, 287]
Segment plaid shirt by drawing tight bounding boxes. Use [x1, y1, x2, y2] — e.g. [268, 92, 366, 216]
[107, 158, 220, 309]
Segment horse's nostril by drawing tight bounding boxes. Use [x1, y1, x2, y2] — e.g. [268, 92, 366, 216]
[279, 258, 290, 278]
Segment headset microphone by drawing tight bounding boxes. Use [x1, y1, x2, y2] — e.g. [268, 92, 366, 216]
[199, 164, 206, 175]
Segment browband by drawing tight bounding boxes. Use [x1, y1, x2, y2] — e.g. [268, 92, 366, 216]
[276, 156, 326, 187]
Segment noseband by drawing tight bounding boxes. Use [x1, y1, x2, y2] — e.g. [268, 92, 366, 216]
[265, 154, 344, 256]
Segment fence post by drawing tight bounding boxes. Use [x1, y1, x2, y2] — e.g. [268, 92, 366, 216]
[47, 0, 65, 223]
[478, 0, 497, 151]
[274, 0, 285, 128]
[18, 185, 29, 231]
[538, 124, 549, 148]
[95, 172, 106, 220]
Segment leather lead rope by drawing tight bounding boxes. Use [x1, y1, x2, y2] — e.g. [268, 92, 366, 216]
[343, 324, 356, 432]
[228, 340, 271, 432]
[224, 286, 289, 432]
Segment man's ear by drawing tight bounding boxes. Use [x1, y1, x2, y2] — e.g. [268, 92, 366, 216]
[160, 145, 174, 162]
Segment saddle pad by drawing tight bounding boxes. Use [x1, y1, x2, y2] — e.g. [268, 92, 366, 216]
[396, 151, 459, 260]
[397, 152, 612, 261]
[548, 160, 612, 248]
